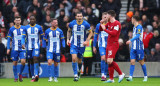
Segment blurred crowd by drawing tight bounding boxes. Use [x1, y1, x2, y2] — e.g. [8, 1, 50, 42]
[0, 0, 160, 62]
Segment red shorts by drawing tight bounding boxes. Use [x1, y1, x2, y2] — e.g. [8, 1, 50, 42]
[106, 45, 119, 59]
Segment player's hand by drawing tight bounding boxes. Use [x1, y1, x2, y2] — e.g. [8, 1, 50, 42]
[93, 47, 97, 54]
[101, 24, 106, 30]
[100, 19, 104, 24]
[7, 49, 10, 55]
[83, 40, 89, 46]
[67, 39, 70, 46]
[22, 45, 25, 49]
[126, 40, 131, 45]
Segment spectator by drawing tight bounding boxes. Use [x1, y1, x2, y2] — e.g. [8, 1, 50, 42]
[43, 9, 54, 18]
[149, 30, 160, 50]
[1, 32, 7, 48]
[155, 43, 160, 54]
[142, 15, 150, 28]
[152, 21, 160, 32]
[152, 14, 159, 22]
[0, 11, 7, 28]
[0, 34, 6, 63]
[57, 9, 65, 24]
[132, 0, 148, 14]
[76, 1, 85, 15]
[55, 0, 72, 18]
[43, 0, 55, 11]
[84, 7, 98, 26]
[101, 0, 121, 20]
[70, 8, 80, 21]
[43, 15, 51, 31]
[146, 48, 158, 62]
[27, 0, 43, 24]
[116, 38, 129, 61]
[143, 25, 153, 55]
[91, 3, 99, 18]
[148, 0, 160, 15]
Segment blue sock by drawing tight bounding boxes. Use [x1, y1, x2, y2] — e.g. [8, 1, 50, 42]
[101, 60, 105, 75]
[141, 64, 147, 76]
[30, 64, 34, 76]
[54, 65, 59, 78]
[48, 65, 52, 77]
[104, 63, 108, 76]
[78, 63, 82, 71]
[72, 62, 78, 75]
[130, 65, 135, 76]
[13, 65, 18, 79]
[34, 63, 39, 76]
[19, 65, 25, 75]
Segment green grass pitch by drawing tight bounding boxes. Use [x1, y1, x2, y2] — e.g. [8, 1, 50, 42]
[0, 77, 159, 86]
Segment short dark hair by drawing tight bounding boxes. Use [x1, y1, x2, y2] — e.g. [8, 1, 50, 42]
[30, 15, 36, 18]
[132, 15, 140, 21]
[75, 12, 83, 16]
[102, 12, 108, 16]
[51, 18, 58, 22]
[14, 16, 21, 20]
[107, 10, 116, 17]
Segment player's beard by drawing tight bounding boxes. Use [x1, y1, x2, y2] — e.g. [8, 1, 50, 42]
[108, 18, 111, 22]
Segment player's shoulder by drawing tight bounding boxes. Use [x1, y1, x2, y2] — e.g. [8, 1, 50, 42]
[83, 20, 90, 25]
[137, 24, 143, 29]
[70, 20, 76, 24]
[35, 24, 42, 28]
[57, 28, 63, 32]
[20, 25, 26, 29]
[45, 28, 51, 33]
[9, 26, 15, 31]
[96, 23, 100, 27]
[115, 20, 121, 25]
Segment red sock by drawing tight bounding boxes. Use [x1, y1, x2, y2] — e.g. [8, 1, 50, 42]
[108, 63, 114, 80]
[112, 61, 122, 75]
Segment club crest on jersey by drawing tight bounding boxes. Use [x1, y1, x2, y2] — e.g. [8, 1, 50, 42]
[35, 29, 38, 33]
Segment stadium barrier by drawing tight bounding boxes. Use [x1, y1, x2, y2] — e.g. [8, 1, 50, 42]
[0, 62, 159, 78]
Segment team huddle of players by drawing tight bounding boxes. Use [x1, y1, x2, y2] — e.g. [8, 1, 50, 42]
[7, 10, 148, 83]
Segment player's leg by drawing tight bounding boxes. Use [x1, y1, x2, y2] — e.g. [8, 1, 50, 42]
[139, 59, 148, 81]
[99, 47, 108, 81]
[88, 58, 92, 76]
[138, 50, 147, 82]
[47, 52, 53, 82]
[101, 55, 107, 81]
[53, 53, 60, 82]
[77, 57, 82, 78]
[32, 49, 40, 82]
[72, 54, 78, 81]
[126, 49, 136, 81]
[27, 50, 34, 79]
[19, 51, 26, 82]
[11, 50, 19, 82]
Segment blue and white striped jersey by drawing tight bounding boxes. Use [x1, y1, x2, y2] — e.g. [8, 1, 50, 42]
[131, 24, 144, 50]
[93, 23, 108, 48]
[7, 25, 25, 51]
[43, 27, 65, 53]
[22, 24, 44, 50]
[69, 20, 91, 47]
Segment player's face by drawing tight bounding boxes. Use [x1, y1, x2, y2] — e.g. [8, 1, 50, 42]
[102, 14, 108, 23]
[51, 20, 58, 27]
[14, 18, 21, 26]
[107, 14, 111, 22]
[131, 17, 135, 24]
[30, 16, 36, 25]
[76, 13, 83, 22]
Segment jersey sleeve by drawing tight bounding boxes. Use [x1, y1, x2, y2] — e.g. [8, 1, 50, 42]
[104, 22, 120, 36]
[68, 21, 73, 30]
[44, 30, 48, 40]
[93, 24, 100, 47]
[136, 25, 143, 35]
[39, 26, 44, 35]
[60, 30, 65, 48]
[7, 28, 13, 38]
[42, 30, 48, 48]
[85, 22, 91, 31]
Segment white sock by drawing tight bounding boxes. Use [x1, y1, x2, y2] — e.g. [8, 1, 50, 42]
[129, 76, 132, 79]
[74, 74, 78, 77]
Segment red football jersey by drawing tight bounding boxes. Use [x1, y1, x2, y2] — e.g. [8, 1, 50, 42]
[100, 20, 121, 46]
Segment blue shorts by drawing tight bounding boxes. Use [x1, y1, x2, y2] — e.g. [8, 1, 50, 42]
[47, 52, 60, 62]
[99, 47, 106, 56]
[130, 49, 144, 60]
[27, 49, 40, 59]
[70, 45, 85, 59]
[11, 50, 26, 61]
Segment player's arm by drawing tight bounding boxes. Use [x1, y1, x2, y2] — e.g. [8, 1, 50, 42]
[7, 28, 12, 55]
[42, 30, 48, 48]
[126, 26, 142, 44]
[103, 25, 119, 36]
[86, 29, 93, 41]
[60, 30, 66, 54]
[39, 26, 44, 40]
[67, 22, 72, 46]
[93, 24, 99, 54]
[99, 22, 108, 31]
[21, 28, 27, 49]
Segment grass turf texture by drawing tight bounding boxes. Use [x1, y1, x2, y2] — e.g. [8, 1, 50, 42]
[0, 77, 159, 86]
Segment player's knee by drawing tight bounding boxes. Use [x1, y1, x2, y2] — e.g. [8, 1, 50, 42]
[107, 60, 112, 64]
[21, 60, 26, 65]
[130, 61, 135, 65]
[139, 60, 144, 65]
[101, 55, 105, 60]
